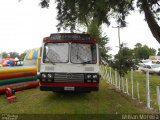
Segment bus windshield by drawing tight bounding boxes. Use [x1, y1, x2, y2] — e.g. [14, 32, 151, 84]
[44, 43, 69, 63]
[43, 43, 97, 64]
[71, 43, 97, 64]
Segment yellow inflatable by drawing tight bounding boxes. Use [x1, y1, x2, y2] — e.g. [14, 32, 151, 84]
[24, 48, 41, 72]
[0, 67, 37, 74]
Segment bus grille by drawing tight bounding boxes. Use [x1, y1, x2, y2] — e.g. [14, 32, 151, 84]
[54, 73, 84, 82]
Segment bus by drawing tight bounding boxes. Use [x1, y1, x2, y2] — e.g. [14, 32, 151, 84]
[39, 33, 100, 92]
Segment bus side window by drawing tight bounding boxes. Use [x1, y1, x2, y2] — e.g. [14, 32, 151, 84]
[91, 44, 97, 64]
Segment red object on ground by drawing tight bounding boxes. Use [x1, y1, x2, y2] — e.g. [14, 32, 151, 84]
[5, 87, 14, 97]
[0, 81, 39, 94]
[5, 87, 16, 103]
[7, 96, 16, 103]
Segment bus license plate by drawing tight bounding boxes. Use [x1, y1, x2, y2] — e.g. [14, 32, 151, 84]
[64, 87, 75, 91]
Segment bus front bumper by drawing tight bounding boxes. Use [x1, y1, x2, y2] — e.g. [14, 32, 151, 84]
[40, 86, 98, 92]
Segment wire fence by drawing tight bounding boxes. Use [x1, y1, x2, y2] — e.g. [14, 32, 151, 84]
[100, 65, 160, 112]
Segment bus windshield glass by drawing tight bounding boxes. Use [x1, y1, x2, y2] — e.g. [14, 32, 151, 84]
[43, 43, 97, 64]
[43, 43, 69, 63]
[71, 43, 97, 64]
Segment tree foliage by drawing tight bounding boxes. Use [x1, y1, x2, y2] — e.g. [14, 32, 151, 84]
[9, 52, 20, 59]
[1, 51, 26, 60]
[109, 42, 156, 77]
[40, 0, 160, 44]
[39, 0, 112, 62]
[133, 43, 156, 60]
[19, 52, 27, 60]
[137, 0, 160, 43]
[157, 48, 160, 55]
[2, 52, 8, 58]
[87, 20, 110, 62]
[110, 43, 133, 77]
[54, 0, 134, 31]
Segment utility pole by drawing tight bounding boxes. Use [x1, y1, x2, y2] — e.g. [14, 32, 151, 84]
[112, 25, 124, 90]
[112, 26, 121, 53]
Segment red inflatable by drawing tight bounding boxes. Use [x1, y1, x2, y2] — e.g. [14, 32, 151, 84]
[0, 71, 37, 80]
[0, 81, 39, 94]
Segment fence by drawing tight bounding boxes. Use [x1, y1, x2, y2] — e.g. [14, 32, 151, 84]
[100, 65, 160, 112]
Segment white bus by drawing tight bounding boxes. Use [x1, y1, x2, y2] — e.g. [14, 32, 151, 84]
[39, 33, 100, 92]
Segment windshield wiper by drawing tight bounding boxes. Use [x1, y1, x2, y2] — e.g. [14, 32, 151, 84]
[46, 57, 55, 65]
[82, 60, 92, 64]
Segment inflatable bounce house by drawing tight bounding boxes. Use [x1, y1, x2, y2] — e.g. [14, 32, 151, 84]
[0, 67, 39, 94]
[0, 54, 23, 67]
[0, 53, 2, 67]
[0, 49, 40, 95]
[23, 48, 41, 72]
[0, 57, 16, 67]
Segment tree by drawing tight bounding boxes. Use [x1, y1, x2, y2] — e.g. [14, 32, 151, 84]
[111, 43, 133, 77]
[134, 43, 142, 48]
[157, 48, 160, 55]
[133, 43, 156, 60]
[87, 20, 110, 62]
[110, 43, 156, 76]
[39, 0, 160, 44]
[9, 52, 20, 59]
[19, 52, 27, 60]
[39, 0, 112, 62]
[2, 52, 8, 58]
[109, 43, 133, 90]
[137, 0, 160, 43]
[54, 0, 134, 31]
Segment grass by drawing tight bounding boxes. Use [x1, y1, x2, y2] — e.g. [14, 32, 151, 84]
[126, 71, 160, 111]
[0, 79, 152, 116]
[103, 66, 160, 112]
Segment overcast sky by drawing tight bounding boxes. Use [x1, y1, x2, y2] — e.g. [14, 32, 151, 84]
[0, 0, 160, 55]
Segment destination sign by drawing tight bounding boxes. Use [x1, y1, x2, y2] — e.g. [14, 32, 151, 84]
[50, 33, 92, 41]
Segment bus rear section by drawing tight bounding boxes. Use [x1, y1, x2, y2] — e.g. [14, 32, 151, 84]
[39, 33, 100, 92]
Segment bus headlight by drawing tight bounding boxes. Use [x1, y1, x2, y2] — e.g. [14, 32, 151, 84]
[85, 73, 99, 83]
[86, 74, 92, 79]
[42, 73, 47, 79]
[93, 74, 98, 79]
[41, 73, 47, 82]
[48, 73, 53, 79]
[48, 73, 54, 82]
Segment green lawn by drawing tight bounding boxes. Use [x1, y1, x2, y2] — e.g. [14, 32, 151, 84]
[126, 71, 160, 111]
[0, 79, 152, 115]
[103, 66, 160, 112]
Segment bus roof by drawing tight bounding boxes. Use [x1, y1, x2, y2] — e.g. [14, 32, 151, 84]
[43, 33, 96, 44]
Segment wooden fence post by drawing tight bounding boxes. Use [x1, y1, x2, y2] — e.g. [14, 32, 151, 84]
[122, 77, 124, 92]
[110, 67, 112, 84]
[104, 67, 107, 80]
[146, 70, 151, 109]
[136, 81, 140, 102]
[118, 75, 121, 90]
[157, 86, 160, 112]
[131, 68, 134, 99]
[112, 70, 114, 85]
[126, 78, 129, 95]
[115, 70, 117, 88]
[101, 66, 104, 79]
